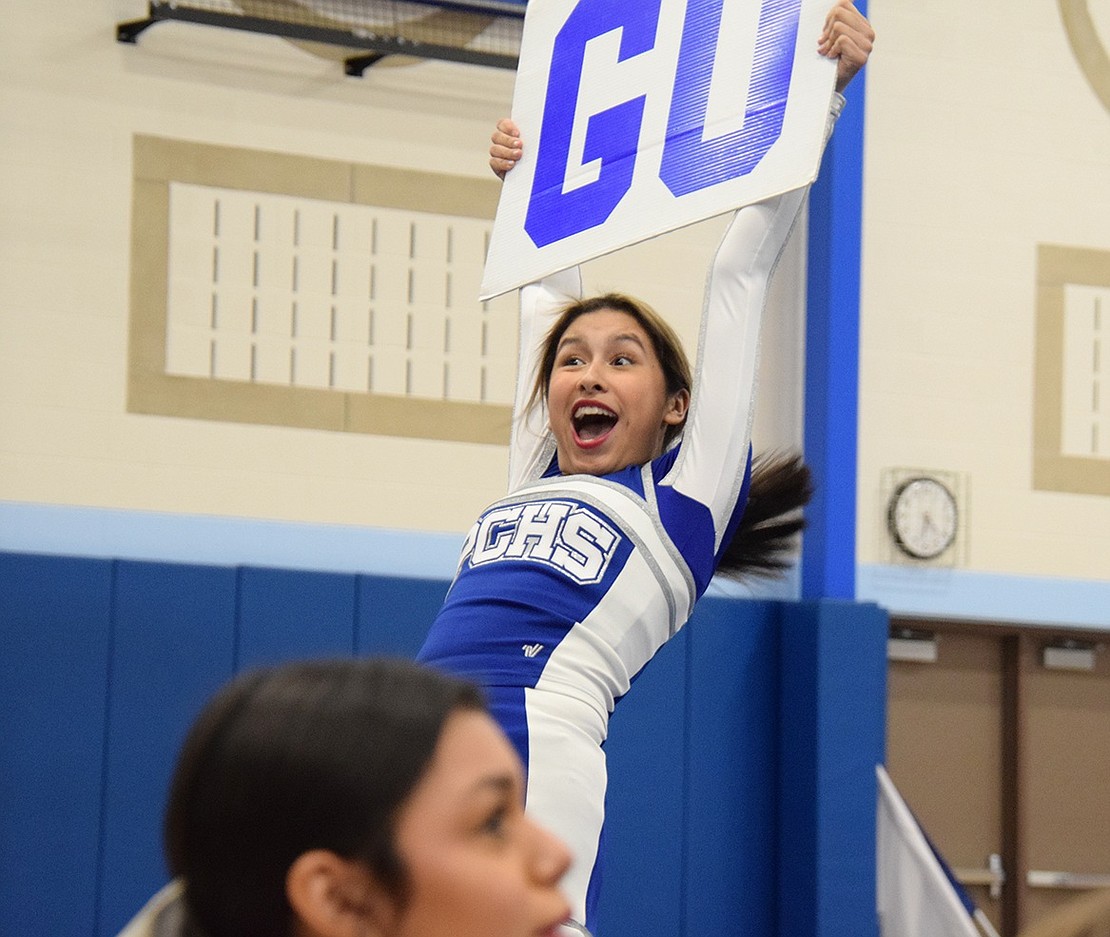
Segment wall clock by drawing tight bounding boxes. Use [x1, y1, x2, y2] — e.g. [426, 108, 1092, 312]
[886, 475, 959, 560]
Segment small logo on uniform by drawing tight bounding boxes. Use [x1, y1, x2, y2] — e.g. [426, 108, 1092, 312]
[522, 643, 544, 658]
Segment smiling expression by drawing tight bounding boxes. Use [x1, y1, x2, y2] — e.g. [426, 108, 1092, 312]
[546, 309, 689, 477]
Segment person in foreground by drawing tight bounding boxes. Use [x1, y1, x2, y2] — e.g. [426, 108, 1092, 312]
[417, 3, 874, 932]
[116, 658, 573, 937]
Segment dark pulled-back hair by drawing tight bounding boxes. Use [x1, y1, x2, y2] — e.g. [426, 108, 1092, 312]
[716, 450, 814, 582]
[164, 658, 485, 937]
[529, 295, 813, 581]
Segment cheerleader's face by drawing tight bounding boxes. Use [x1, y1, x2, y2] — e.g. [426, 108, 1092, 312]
[547, 309, 689, 477]
[383, 709, 573, 937]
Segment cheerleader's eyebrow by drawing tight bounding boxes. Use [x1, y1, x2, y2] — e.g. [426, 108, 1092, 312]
[556, 332, 648, 352]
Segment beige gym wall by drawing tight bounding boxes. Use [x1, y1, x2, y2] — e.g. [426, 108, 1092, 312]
[0, 2, 742, 542]
[2, 0, 1107, 599]
[858, 0, 1110, 583]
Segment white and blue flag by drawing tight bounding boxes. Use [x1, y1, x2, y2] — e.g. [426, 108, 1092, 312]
[877, 765, 1000, 937]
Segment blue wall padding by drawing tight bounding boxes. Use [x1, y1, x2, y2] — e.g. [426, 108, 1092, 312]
[237, 566, 358, 667]
[0, 551, 887, 937]
[0, 554, 114, 937]
[683, 598, 781, 937]
[98, 561, 239, 937]
[778, 600, 888, 937]
[597, 629, 688, 937]
[357, 574, 449, 657]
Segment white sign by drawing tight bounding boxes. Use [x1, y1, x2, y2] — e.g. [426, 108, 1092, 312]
[480, 0, 837, 300]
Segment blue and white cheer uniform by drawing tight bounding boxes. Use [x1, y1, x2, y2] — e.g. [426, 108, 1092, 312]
[419, 95, 843, 933]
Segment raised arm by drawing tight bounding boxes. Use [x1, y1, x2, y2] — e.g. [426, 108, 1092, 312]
[510, 267, 582, 490]
[489, 119, 585, 489]
[665, 0, 871, 548]
[663, 178, 817, 548]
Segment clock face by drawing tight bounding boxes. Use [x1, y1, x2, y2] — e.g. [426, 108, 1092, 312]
[887, 476, 958, 560]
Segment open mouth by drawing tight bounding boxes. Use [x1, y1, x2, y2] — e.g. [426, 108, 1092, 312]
[572, 404, 617, 444]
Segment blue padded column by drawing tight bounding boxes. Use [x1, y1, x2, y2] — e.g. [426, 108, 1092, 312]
[0, 552, 114, 937]
[684, 598, 781, 937]
[97, 560, 238, 937]
[777, 599, 887, 937]
[236, 566, 358, 669]
[597, 628, 688, 937]
[802, 12, 868, 600]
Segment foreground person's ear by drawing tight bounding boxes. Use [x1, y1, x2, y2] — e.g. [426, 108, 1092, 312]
[287, 850, 396, 937]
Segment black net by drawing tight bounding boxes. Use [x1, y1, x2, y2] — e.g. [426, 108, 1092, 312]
[119, 0, 526, 69]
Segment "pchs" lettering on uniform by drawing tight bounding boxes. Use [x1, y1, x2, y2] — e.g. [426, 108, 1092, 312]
[461, 500, 621, 585]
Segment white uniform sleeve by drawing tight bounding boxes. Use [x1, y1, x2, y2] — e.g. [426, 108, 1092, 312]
[508, 266, 584, 491]
[665, 93, 845, 550]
